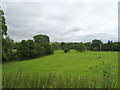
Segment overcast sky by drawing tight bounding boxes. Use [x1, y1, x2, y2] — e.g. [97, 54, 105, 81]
[1, 0, 119, 42]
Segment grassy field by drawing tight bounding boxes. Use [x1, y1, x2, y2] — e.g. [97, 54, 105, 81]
[2, 50, 118, 88]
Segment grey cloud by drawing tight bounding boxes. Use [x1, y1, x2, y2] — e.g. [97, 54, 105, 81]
[1, 1, 117, 42]
[69, 27, 81, 32]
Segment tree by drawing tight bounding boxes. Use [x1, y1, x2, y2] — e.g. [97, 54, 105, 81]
[33, 34, 50, 45]
[84, 42, 92, 50]
[1, 8, 14, 62]
[61, 42, 66, 49]
[91, 39, 103, 51]
[51, 42, 61, 50]
[107, 40, 113, 51]
[17, 40, 40, 60]
[102, 43, 108, 51]
[112, 42, 119, 51]
[41, 42, 54, 55]
[33, 34, 53, 55]
[75, 42, 86, 52]
[0, 8, 7, 35]
[35, 44, 46, 56]
[2, 36, 14, 62]
[17, 40, 46, 60]
[16, 35, 54, 61]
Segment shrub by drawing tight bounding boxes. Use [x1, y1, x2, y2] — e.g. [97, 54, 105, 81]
[16, 39, 54, 61]
[63, 48, 70, 53]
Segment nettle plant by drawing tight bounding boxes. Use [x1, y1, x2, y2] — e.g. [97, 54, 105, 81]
[99, 60, 117, 88]
[88, 60, 118, 88]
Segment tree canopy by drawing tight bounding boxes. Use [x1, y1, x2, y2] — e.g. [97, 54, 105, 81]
[33, 34, 50, 44]
[0, 9, 7, 36]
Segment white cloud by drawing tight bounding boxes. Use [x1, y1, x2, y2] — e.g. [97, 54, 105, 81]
[1, 1, 118, 42]
[1, 0, 119, 3]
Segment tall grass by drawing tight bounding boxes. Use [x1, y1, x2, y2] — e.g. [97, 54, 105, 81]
[2, 72, 118, 88]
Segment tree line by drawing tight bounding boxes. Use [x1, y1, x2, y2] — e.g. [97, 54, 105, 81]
[52, 40, 120, 52]
[2, 34, 54, 62]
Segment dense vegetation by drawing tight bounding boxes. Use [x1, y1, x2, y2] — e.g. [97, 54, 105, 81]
[16, 35, 53, 61]
[52, 40, 120, 52]
[1, 9, 14, 62]
[2, 35, 54, 62]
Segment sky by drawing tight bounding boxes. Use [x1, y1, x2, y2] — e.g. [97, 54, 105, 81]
[1, 0, 119, 42]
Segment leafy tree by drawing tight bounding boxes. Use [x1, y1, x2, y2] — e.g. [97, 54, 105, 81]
[33, 34, 53, 55]
[65, 42, 77, 49]
[92, 39, 102, 51]
[51, 42, 61, 50]
[35, 44, 46, 56]
[1, 8, 14, 62]
[112, 42, 119, 51]
[100, 41, 119, 51]
[33, 34, 50, 45]
[107, 40, 113, 51]
[0, 9, 7, 35]
[17, 40, 36, 60]
[17, 35, 54, 61]
[102, 43, 108, 51]
[61, 42, 66, 49]
[84, 42, 92, 50]
[2, 37, 14, 62]
[17, 40, 29, 60]
[41, 42, 53, 55]
[75, 42, 86, 52]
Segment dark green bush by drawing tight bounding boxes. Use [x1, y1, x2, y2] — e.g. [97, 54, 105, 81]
[63, 48, 70, 53]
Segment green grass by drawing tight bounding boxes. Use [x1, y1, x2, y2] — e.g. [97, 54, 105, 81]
[2, 50, 118, 88]
[3, 50, 118, 76]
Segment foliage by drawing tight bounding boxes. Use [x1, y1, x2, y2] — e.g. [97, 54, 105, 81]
[33, 34, 50, 44]
[33, 34, 54, 55]
[75, 42, 86, 52]
[14, 34, 54, 61]
[16, 40, 46, 60]
[61, 42, 66, 49]
[1, 9, 15, 62]
[63, 48, 70, 53]
[51, 42, 61, 50]
[0, 9, 7, 35]
[84, 42, 92, 50]
[91, 39, 102, 51]
[2, 36, 14, 62]
[92, 47, 99, 51]
[55, 40, 120, 52]
[99, 61, 117, 88]
[41, 42, 54, 55]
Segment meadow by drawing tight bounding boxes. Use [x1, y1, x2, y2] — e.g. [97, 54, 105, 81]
[2, 50, 118, 88]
